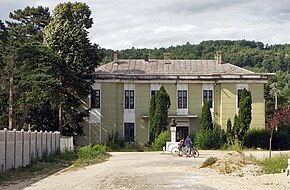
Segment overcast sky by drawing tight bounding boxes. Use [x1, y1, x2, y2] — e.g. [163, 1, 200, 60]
[1, 0, 290, 50]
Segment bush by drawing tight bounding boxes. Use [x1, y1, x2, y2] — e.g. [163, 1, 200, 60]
[196, 125, 226, 150]
[106, 131, 125, 150]
[151, 130, 170, 151]
[272, 125, 290, 150]
[77, 144, 107, 159]
[244, 128, 270, 149]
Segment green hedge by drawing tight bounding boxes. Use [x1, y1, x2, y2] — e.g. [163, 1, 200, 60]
[244, 129, 270, 149]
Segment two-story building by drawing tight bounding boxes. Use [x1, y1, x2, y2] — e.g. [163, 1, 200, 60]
[75, 52, 273, 145]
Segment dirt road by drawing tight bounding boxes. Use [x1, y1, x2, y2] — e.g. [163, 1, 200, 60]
[2, 151, 290, 190]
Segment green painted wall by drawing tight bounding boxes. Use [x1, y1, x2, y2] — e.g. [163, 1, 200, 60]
[220, 84, 236, 129]
[214, 84, 221, 126]
[188, 84, 202, 132]
[135, 84, 150, 144]
[101, 83, 123, 143]
[249, 84, 265, 129]
[162, 83, 176, 115]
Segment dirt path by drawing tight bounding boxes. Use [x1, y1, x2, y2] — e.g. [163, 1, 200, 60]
[1, 151, 290, 190]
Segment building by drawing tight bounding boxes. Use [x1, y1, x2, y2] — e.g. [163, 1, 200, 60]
[75, 52, 273, 145]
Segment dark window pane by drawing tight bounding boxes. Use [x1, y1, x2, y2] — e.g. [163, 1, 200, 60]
[124, 123, 134, 142]
[125, 90, 129, 109]
[130, 90, 134, 109]
[208, 90, 213, 108]
[91, 89, 100, 109]
[203, 90, 207, 104]
[183, 90, 187, 108]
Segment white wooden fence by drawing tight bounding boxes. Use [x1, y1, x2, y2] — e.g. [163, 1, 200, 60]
[0, 128, 73, 171]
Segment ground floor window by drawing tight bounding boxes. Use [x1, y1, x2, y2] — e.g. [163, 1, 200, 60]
[124, 123, 134, 142]
[176, 126, 188, 142]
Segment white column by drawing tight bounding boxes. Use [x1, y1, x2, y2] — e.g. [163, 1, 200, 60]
[170, 127, 176, 142]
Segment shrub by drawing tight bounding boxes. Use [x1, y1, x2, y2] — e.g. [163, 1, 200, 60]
[77, 144, 107, 159]
[272, 125, 290, 150]
[151, 130, 170, 151]
[107, 131, 125, 150]
[244, 128, 270, 149]
[196, 125, 226, 150]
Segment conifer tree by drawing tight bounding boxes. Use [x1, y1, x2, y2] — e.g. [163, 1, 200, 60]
[150, 86, 170, 141]
[200, 102, 212, 131]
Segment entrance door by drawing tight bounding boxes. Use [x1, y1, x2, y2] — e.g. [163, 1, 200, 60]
[176, 126, 188, 142]
[124, 123, 134, 142]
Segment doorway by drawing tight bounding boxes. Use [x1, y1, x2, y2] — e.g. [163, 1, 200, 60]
[176, 126, 188, 142]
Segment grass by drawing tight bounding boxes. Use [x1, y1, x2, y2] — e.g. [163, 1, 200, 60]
[0, 144, 110, 185]
[258, 153, 290, 174]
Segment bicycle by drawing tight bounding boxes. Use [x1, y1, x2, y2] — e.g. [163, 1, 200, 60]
[171, 145, 199, 158]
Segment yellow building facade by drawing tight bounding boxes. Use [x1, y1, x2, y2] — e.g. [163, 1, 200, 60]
[75, 53, 272, 145]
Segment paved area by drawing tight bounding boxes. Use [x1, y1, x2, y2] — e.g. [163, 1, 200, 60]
[1, 150, 290, 190]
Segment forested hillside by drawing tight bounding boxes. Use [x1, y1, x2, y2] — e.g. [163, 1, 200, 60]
[103, 40, 290, 126]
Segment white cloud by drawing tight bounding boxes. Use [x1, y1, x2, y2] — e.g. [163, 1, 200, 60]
[1, 0, 290, 49]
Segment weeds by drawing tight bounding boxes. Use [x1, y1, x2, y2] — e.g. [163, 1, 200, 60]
[258, 153, 290, 174]
[0, 144, 109, 185]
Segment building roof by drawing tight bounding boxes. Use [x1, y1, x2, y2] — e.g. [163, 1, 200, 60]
[95, 59, 253, 75]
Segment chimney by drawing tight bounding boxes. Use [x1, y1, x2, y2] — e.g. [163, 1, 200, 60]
[215, 51, 222, 64]
[163, 53, 171, 64]
[144, 54, 149, 62]
[114, 51, 119, 64]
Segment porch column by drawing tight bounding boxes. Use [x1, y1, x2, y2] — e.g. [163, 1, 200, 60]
[170, 127, 176, 142]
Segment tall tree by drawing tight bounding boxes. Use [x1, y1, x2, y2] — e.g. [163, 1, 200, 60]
[14, 42, 62, 131]
[236, 88, 252, 141]
[226, 118, 233, 144]
[151, 86, 171, 141]
[149, 95, 156, 143]
[200, 102, 212, 131]
[6, 6, 50, 44]
[43, 2, 102, 135]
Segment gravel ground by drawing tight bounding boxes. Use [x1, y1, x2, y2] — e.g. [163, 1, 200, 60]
[1, 150, 290, 190]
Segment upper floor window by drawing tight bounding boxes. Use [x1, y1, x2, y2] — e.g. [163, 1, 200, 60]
[151, 90, 158, 98]
[125, 90, 134, 109]
[91, 89, 100, 109]
[237, 89, 243, 108]
[178, 90, 187, 109]
[203, 89, 213, 108]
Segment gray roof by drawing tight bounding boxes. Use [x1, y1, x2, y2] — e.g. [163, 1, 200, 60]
[95, 59, 254, 75]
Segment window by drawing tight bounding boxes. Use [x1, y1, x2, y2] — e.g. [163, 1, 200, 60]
[124, 123, 134, 142]
[125, 90, 134, 109]
[237, 89, 242, 108]
[178, 90, 187, 109]
[91, 89, 100, 109]
[151, 90, 158, 98]
[203, 90, 213, 108]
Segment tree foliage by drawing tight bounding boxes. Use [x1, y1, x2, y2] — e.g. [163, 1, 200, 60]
[236, 88, 252, 141]
[43, 2, 102, 135]
[200, 102, 212, 131]
[150, 86, 171, 141]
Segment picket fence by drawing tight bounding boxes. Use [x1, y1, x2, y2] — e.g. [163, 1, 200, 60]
[0, 128, 73, 171]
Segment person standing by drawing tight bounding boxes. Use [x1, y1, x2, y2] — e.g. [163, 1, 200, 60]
[185, 135, 192, 157]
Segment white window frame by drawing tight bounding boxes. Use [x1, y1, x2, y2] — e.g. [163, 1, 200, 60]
[236, 84, 249, 114]
[177, 84, 188, 115]
[202, 84, 214, 121]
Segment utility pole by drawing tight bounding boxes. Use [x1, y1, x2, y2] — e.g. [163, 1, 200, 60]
[8, 55, 14, 130]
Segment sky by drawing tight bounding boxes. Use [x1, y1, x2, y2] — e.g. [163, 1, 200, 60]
[1, 0, 290, 50]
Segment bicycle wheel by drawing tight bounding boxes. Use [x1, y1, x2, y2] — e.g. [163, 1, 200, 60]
[192, 149, 199, 158]
[171, 147, 179, 157]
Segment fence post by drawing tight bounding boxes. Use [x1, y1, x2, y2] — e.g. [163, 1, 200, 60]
[28, 130, 31, 165]
[13, 129, 16, 169]
[3, 128, 7, 171]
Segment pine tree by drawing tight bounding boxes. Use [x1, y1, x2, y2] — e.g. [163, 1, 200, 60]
[149, 95, 156, 142]
[150, 86, 171, 141]
[200, 102, 212, 131]
[226, 118, 233, 144]
[238, 88, 252, 141]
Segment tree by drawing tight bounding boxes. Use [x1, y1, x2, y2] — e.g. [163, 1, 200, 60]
[150, 86, 171, 141]
[43, 2, 102, 135]
[149, 95, 156, 142]
[226, 118, 234, 144]
[233, 114, 239, 139]
[200, 102, 212, 131]
[236, 88, 252, 141]
[6, 6, 50, 44]
[14, 42, 62, 131]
